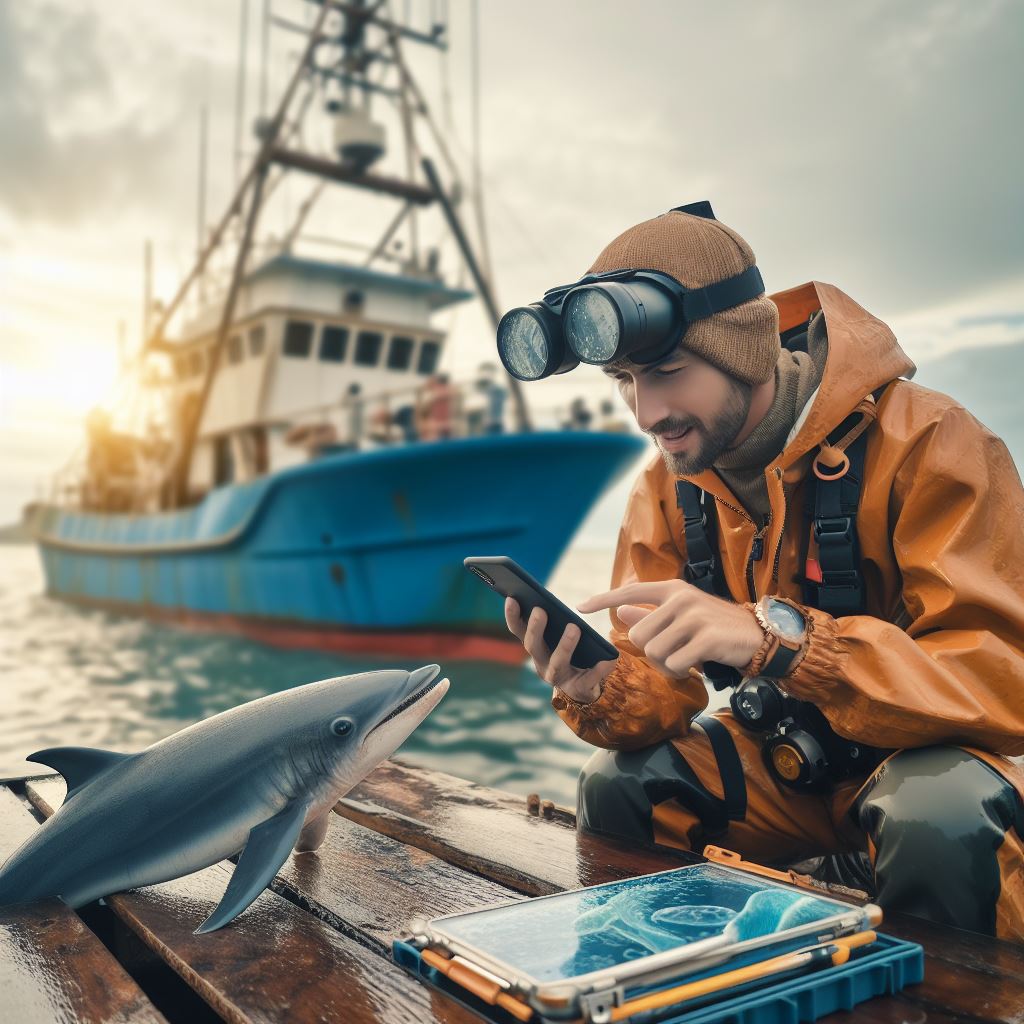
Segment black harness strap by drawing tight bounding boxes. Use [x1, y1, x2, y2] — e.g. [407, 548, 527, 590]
[694, 715, 747, 825]
[803, 383, 891, 617]
[675, 480, 719, 596]
[676, 480, 740, 689]
[804, 425, 869, 616]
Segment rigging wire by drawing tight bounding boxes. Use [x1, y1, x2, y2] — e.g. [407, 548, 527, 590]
[384, 0, 422, 267]
[469, 0, 493, 285]
[233, 0, 251, 190]
[259, 0, 271, 119]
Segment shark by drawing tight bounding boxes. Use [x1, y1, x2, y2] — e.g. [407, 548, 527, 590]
[0, 664, 448, 933]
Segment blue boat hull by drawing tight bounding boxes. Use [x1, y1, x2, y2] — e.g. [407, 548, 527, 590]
[33, 432, 647, 659]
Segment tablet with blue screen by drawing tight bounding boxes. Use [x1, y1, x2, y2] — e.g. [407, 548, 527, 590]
[422, 862, 880, 1019]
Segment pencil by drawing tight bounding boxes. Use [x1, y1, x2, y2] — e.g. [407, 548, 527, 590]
[609, 930, 878, 1022]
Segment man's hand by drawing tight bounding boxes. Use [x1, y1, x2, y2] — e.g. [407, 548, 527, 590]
[504, 599, 616, 704]
[577, 580, 764, 680]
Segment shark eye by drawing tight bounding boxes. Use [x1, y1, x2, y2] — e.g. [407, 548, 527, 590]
[330, 716, 355, 738]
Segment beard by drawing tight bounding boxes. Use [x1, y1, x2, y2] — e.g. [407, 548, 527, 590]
[649, 379, 753, 476]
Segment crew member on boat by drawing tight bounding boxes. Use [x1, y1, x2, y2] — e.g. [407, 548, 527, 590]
[499, 204, 1024, 942]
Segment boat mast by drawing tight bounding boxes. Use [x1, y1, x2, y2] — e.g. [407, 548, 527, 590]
[152, 0, 529, 507]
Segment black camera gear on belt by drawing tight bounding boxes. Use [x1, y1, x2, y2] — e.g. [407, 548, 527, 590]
[729, 676, 884, 790]
[673, 337, 895, 790]
[495, 201, 766, 382]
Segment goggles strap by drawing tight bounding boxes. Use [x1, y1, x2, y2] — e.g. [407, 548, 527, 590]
[681, 265, 765, 322]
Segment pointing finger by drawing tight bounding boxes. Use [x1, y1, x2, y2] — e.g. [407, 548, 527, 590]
[577, 581, 673, 614]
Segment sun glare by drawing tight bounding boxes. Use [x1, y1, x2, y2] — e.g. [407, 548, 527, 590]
[50, 346, 121, 416]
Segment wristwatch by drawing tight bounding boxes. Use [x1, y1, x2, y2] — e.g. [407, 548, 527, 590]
[745, 596, 808, 678]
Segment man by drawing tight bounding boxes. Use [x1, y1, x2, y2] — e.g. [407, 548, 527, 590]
[502, 205, 1024, 941]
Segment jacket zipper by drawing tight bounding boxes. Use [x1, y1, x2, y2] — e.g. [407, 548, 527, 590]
[746, 527, 768, 601]
[708, 474, 762, 600]
[771, 483, 790, 586]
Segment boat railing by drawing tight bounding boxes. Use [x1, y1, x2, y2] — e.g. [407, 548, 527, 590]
[49, 376, 633, 515]
[276, 377, 631, 454]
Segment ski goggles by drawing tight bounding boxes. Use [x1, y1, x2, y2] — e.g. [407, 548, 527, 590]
[496, 263, 765, 382]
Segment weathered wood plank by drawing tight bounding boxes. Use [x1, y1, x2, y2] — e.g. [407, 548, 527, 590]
[24, 768, 1024, 1024]
[273, 812, 523, 951]
[341, 758, 697, 896]
[27, 776, 521, 956]
[848, 1001, 980, 1024]
[0, 785, 167, 1024]
[25, 778, 480, 1024]
[885, 913, 1024, 984]
[342, 761, 1024, 1024]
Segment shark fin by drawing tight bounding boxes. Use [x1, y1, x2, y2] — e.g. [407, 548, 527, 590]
[194, 800, 309, 934]
[27, 746, 131, 798]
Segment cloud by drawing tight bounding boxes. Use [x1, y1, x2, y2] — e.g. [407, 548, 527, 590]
[0, 0, 233, 226]
[474, 0, 1024, 318]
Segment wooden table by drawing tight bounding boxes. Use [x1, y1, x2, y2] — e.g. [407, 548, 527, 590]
[1, 761, 1022, 1023]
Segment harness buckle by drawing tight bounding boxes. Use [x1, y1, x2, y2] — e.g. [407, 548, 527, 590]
[818, 569, 861, 589]
[814, 516, 854, 546]
[685, 558, 716, 583]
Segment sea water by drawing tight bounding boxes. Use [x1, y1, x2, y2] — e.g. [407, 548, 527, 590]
[0, 544, 727, 807]
[0, 543, 687, 807]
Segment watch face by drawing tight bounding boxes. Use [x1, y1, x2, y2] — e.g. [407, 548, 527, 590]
[766, 600, 805, 640]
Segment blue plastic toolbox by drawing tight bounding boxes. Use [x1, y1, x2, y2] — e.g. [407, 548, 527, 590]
[393, 930, 924, 1024]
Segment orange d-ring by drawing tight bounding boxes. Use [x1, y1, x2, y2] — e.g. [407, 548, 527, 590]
[813, 445, 850, 481]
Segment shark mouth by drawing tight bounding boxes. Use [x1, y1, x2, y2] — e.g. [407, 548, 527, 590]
[367, 669, 444, 736]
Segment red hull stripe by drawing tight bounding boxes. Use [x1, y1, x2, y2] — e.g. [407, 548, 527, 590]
[50, 593, 526, 665]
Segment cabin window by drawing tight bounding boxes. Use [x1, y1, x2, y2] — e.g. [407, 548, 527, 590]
[213, 435, 234, 486]
[189, 350, 204, 376]
[248, 324, 266, 357]
[343, 289, 365, 314]
[354, 331, 383, 367]
[387, 336, 414, 371]
[320, 325, 349, 363]
[227, 334, 244, 364]
[283, 320, 314, 358]
[417, 340, 440, 375]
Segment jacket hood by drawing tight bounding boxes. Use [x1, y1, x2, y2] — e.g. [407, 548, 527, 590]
[770, 281, 915, 467]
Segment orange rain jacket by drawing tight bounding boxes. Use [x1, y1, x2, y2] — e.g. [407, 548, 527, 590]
[555, 282, 1024, 784]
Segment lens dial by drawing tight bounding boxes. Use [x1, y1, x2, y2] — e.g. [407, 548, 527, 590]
[497, 310, 549, 380]
[564, 288, 621, 362]
[771, 743, 805, 782]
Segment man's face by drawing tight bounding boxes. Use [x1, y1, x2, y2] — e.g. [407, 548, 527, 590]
[603, 347, 752, 475]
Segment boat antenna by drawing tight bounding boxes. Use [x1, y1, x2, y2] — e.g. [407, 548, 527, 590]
[234, 0, 251, 189]
[197, 104, 209, 302]
[469, 0, 493, 285]
[259, 0, 271, 119]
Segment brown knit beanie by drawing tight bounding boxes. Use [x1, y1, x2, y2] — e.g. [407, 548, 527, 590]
[587, 210, 779, 385]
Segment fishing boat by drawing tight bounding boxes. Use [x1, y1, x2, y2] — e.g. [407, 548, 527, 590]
[29, 0, 645, 662]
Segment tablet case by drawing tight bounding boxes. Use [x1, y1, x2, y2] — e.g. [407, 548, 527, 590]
[393, 930, 923, 1024]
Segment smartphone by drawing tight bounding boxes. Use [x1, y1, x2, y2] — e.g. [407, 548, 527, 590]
[464, 556, 619, 670]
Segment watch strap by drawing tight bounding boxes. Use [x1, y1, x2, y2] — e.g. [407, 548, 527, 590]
[745, 598, 808, 678]
[760, 642, 801, 678]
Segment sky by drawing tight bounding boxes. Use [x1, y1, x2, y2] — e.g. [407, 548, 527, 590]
[1, 0, 1023, 526]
